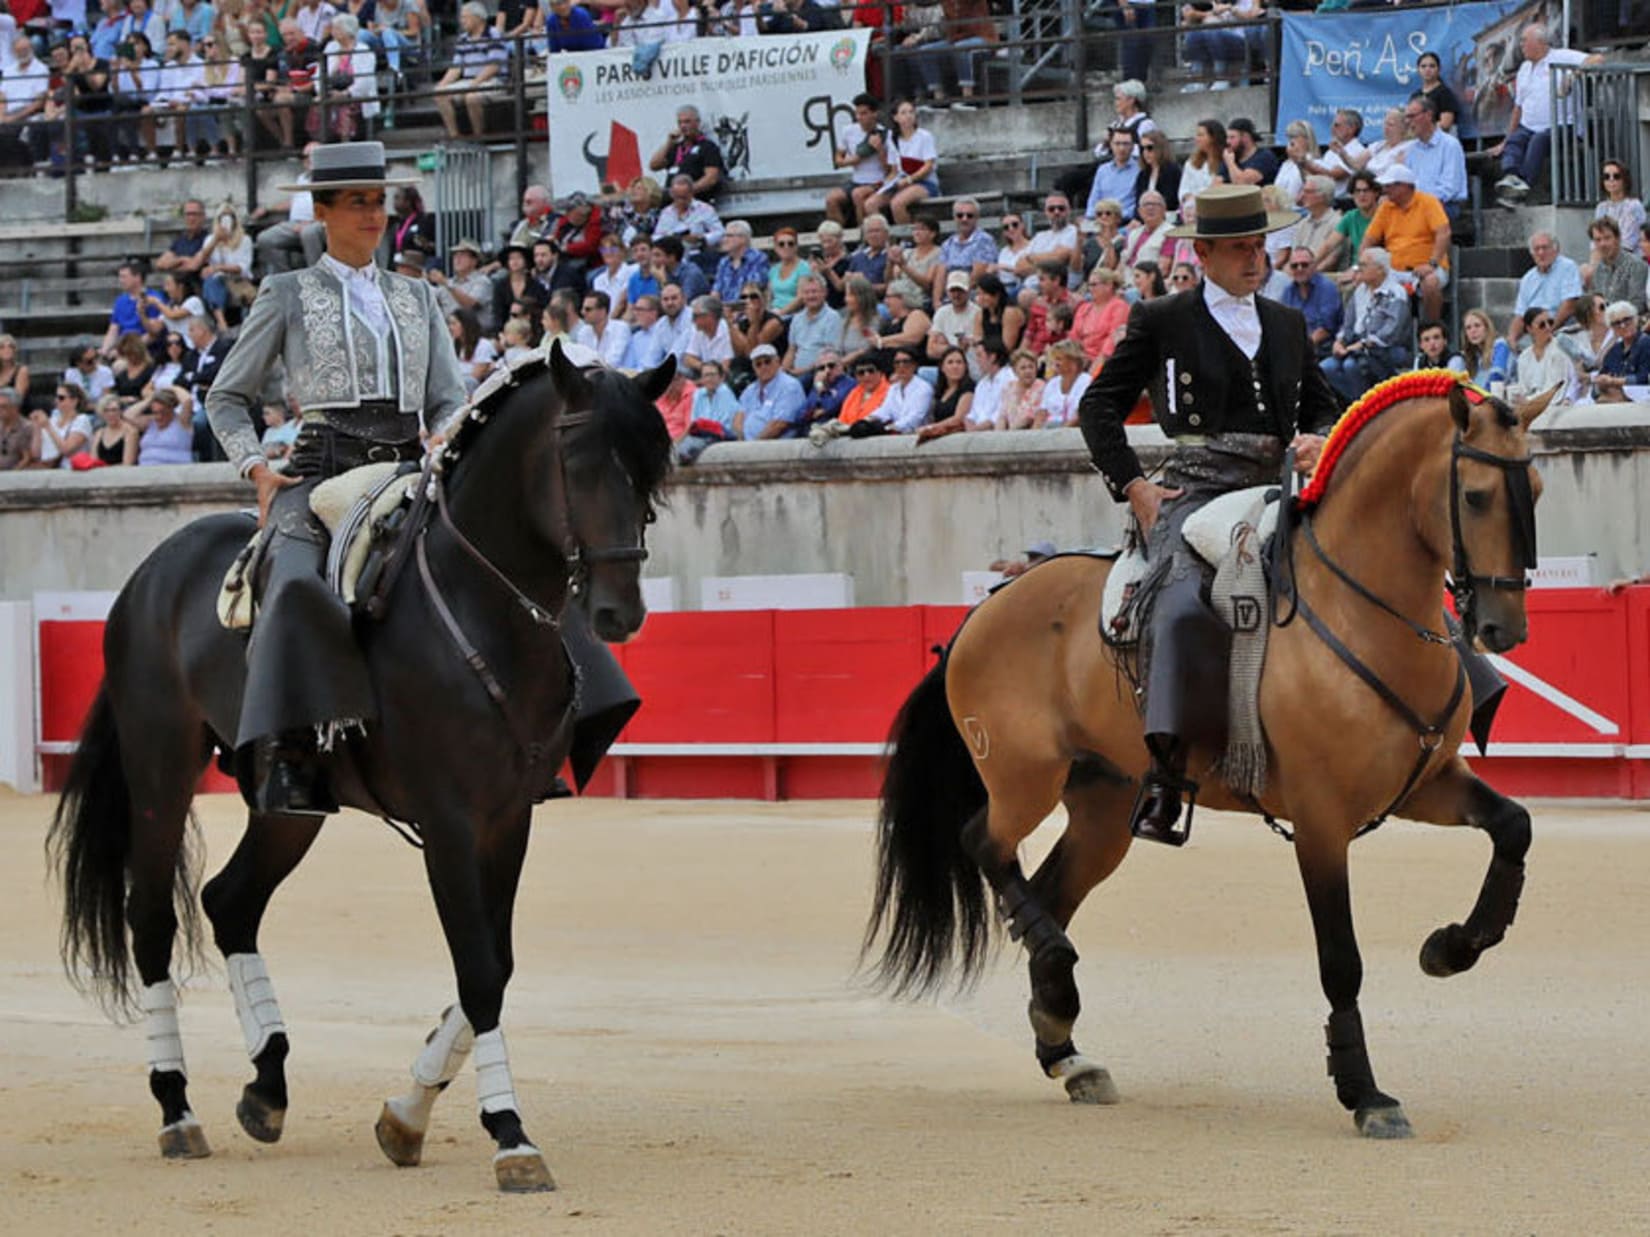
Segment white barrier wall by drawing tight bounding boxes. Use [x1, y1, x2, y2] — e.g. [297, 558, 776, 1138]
[0, 602, 35, 793]
[700, 574, 855, 611]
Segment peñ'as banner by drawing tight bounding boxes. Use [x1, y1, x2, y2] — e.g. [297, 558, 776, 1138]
[1278, 0, 1543, 141]
[546, 29, 872, 197]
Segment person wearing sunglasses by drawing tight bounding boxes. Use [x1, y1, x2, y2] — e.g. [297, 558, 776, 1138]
[1593, 302, 1650, 401]
[1513, 306, 1579, 404]
[1131, 133, 1180, 222]
[1278, 246, 1340, 358]
[1593, 160, 1645, 253]
[994, 214, 1033, 297]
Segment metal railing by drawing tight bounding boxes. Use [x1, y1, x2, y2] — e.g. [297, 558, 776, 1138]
[1550, 62, 1644, 207]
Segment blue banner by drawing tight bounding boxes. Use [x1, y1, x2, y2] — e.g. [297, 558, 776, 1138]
[1278, 1, 1533, 140]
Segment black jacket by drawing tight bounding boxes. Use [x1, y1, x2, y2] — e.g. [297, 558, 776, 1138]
[1078, 287, 1339, 500]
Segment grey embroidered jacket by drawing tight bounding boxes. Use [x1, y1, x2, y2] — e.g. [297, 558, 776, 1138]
[206, 265, 469, 474]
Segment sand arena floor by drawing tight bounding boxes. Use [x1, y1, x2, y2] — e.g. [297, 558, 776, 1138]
[2, 789, 1649, 1234]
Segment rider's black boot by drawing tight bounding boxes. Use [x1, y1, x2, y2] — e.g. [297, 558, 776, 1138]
[1130, 735, 1196, 847]
[254, 731, 337, 817]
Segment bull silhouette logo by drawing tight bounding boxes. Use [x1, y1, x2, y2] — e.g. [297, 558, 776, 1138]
[714, 113, 750, 180]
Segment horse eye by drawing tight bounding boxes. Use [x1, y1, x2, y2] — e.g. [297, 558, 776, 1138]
[1464, 489, 1492, 512]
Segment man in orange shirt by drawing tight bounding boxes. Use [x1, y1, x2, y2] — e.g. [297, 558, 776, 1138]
[1360, 164, 1451, 323]
[809, 358, 889, 445]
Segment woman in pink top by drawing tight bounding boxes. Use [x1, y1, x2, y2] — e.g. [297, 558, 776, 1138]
[654, 369, 696, 441]
[1070, 266, 1129, 362]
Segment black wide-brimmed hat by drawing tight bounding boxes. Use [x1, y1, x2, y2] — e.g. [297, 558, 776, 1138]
[277, 140, 419, 193]
[1168, 183, 1298, 240]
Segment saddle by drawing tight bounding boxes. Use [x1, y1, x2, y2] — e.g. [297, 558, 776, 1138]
[217, 462, 424, 632]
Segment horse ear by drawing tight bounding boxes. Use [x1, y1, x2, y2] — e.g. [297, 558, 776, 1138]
[1515, 383, 1560, 431]
[635, 355, 677, 404]
[1447, 381, 1475, 433]
[548, 338, 591, 406]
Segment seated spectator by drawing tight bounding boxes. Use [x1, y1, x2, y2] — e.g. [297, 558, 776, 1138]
[1130, 261, 1166, 304]
[813, 357, 889, 444]
[974, 272, 1026, 353]
[915, 346, 975, 442]
[0, 336, 28, 406]
[783, 274, 843, 379]
[1108, 80, 1157, 144]
[809, 220, 852, 308]
[0, 387, 37, 471]
[1086, 127, 1139, 222]
[1220, 117, 1277, 186]
[432, 239, 498, 333]
[1178, 119, 1224, 203]
[1416, 51, 1461, 132]
[622, 237, 661, 311]
[609, 176, 663, 248]
[155, 198, 210, 275]
[767, 227, 806, 315]
[91, 393, 141, 466]
[110, 32, 161, 162]
[1491, 23, 1601, 206]
[573, 290, 631, 367]
[998, 348, 1044, 430]
[798, 347, 854, 427]
[620, 295, 671, 368]
[1355, 109, 1410, 182]
[1414, 320, 1467, 374]
[585, 233, 635, 318]
[147, 30, 205, 157]
[1277, 246, 1341, 356]
[865, 98, 937, 225]
[845, 346, 929, 436]
[1402, 94, 1467, 219]
[1509, 231, 1582, 348]
[929, 270, 983, 360]
[1514, 307, 1579, 403]
[759, 0, 847, 36]
[1595, 160, 1646, 255]
[1319, 170, 1378, 279]
[1593, 302, 1650, 400]
[648, 104, 727, 202]
[544, 0, 606, 52]
[448, 308, 497, 388]
[1181, 0, 1252, 91]
[914, 0, 995, 110]
[682, 294, 734, 377]
[729, 282, 786, 381]
[874, 278, 932, 366]
[1292, 176, 1341, 265]
[712, 220, 769, 307]
[1119, 191, 1173, 272]
[847, 212, 893, 296]
[1323, 247, 1412, 402]
[654, 367, 695, 440]
[689, 359, 739, 437]
[1460, 309, 1512, 389]
[939, 197, 996, 283]
[111, 332, 156, 398]
[1559, 293, 1613, 374]
[1022, 266, 1071, 355]
[0, 36, 51, 168]
[101, 261, 166, 358]
[1361, 165, 1450, 323]
[837, 274, 883, 370]
[1168, 262, 1200, 292]
[993, 209, 1033, 298]
[394, 186, 440, 260]
[1310, 108, 1366, 191]
[824, 93, 887, 226]
[132, 387, 195, 465]
[64, 345, 117, 401]
[261, 400, 300, 464]
[1016, 192, 1080, 294]
[1071, 266, 1128, 362]
[1274, 119, 1320, 206]
[151, 332, 188, 391]
[889, 215, 946, 308]
[647, 236, 709, 305]
[1132, 131, 1180, 221]
[153, 270, 207, 329]
[31, 384, 95, 469]
[199, 204, 253, 329]
[432, 3, 506, 139]
[1038, 338, 1090, 427]
[1583, 217, 1649, 315]
[963, 339, 1012, 427]
[656, 283, 693, 357]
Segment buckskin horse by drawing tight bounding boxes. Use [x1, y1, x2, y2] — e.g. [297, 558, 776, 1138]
[865, 373, 1557, 1138]
[48, 342, 675, 1191]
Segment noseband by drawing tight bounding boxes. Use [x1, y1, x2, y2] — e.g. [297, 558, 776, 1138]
[543, 408, 649, 602]
[1448, 435, 1537, 644]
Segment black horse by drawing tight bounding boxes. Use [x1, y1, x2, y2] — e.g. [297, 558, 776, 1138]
[48, 343, 675, 1192]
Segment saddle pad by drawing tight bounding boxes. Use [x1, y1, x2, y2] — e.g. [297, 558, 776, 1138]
[1181, 485, 1279, 568]
[1100, 546, 1150, 646]
[315, 465, 421, 605]
[310, 461, 407, 535]
[217, 527, 265, 631]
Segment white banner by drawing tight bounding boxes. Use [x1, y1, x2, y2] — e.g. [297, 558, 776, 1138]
[546, 29, 872, 197]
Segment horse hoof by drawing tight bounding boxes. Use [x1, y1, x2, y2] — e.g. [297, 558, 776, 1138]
[158, 1116, 212, 1159]
[236, 1089, 286, 1144]
[375, 1101, 425, 1168]
[1063, 1065, 1120, 1106]
[1355, 1104, 1414, 1140]
[494, 1145, 556, 1193]
[1419, 925, 1478, 978]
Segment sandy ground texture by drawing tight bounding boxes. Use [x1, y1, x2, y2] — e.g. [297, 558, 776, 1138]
[3, 788, 1650, 1235]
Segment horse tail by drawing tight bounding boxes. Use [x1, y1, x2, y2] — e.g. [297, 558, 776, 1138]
[863, 651, 995, 996]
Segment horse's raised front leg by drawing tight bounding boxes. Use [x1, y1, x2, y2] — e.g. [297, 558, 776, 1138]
[1293, 823, 1412, 1140]
[1398, 757, 1531, 978]
[199, 811, 324, 1145]
[375, 1003, 475, 1167]
[421, 804, 553, 1193]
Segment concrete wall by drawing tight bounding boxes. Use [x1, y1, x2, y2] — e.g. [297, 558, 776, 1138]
[4, 405, 1647, 605]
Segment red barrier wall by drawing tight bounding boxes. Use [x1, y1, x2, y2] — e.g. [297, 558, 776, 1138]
[31, 591, 1650, 802]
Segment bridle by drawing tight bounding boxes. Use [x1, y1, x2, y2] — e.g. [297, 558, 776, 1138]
[1272, 428, 1537, 834]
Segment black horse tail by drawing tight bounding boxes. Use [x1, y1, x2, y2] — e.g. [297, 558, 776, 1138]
[46, 684, 201, 1019]
[863, 652, 995, 996]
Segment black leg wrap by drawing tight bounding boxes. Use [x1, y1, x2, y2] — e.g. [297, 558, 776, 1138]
[1028, 937, 1081, 1027]
[1325, 1009, 1387, 1112]
[481, 1107, 528, 1151]
[960, 811, 1077, 960]
[1035, 1037, 1079, 1075]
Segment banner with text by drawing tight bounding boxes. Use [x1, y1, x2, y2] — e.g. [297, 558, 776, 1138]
[547, 30, 872, 197]
[1279, 0, 1537, 140]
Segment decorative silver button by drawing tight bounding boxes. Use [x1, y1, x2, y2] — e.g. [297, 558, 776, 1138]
[1184, 392, 1195, 404]
[1180, 372, 1192, 385]
[1189, 413, 1202, 426]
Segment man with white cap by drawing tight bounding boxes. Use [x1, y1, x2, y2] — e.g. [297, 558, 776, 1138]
[1077, 183, 1338, 845]
[206, 141, 468, 815]
[1360, 163, 1450, 324]
[734, 342, 805, 439]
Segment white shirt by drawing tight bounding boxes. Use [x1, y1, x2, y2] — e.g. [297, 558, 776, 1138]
[1274, 159, 1303, 207]
[319, 252, 389, 337]
[0, 59, 48, 114]
[0, 16, 18, 77]
[875, 375, 934, 434]
[1319, 138, 1367, 182]
[887, 127, 937, 178]
[591, 263, 638, 306]
[154, 53, 205, 107]
[39, 410, 95, 467]
[661, 307, 693, 358]
[1177, 160, 1216, 204]
[1202, 280, 1260, 359]
[685, 321, 733, 365]
[967, 367, 1012, 426]
[1514, 48, 1591, 132]
[836, 117, 884, 186]
[1039, 371, 1091, 427]
[295, 0, 339, 43]
[574, 319, 632, 368]
[64, 365, 117, 401]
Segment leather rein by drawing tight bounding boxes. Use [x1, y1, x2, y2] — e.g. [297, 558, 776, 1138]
[1270, 431, 1536, 836]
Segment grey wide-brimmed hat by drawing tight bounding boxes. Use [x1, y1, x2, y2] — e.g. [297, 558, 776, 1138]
[1167, 183, 1298, 240]
[277, 140, 419, 193]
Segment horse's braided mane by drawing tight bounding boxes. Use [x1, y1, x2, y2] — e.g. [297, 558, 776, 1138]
[437, 347, 673, 511]
[1297, 368, 1484, 510]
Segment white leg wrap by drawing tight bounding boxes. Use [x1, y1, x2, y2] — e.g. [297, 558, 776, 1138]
[411, 1004, 475, 1089]
[141, 980, 186, 1078]
[473, 1028, 520, 1116]
[226, 952, 288, 1061]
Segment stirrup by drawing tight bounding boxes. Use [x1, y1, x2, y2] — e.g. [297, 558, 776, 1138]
[1129, 769, 1199, 848]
